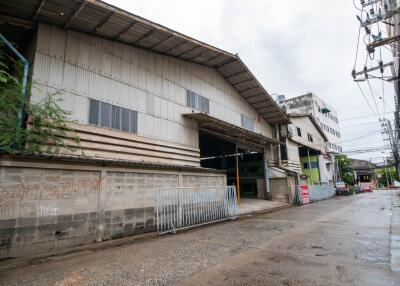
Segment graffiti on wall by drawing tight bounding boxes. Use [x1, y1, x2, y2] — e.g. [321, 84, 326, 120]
[0, 175, 101, 219]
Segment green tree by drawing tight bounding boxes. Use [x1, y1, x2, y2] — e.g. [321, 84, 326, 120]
[336, 154, 354, 184]
[0, 51, 80, 154]
[377, 166, 398, 187]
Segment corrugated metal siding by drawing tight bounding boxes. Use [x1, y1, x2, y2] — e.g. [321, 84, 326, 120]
[33, 23, 273, 149]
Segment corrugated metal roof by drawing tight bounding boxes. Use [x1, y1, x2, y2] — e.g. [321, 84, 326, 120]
[0, 0, 289, 125]
[183, 112, 280, 146]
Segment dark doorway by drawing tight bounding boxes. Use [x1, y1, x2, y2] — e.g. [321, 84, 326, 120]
[199, 130, 266, 199]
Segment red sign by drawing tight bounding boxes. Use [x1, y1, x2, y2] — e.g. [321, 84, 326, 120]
[300, 184, 310, 204]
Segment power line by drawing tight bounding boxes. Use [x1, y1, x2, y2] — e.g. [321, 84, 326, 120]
[341, 129, 382, 143]
[341, 121, 381, 128]
[355, 81, 379, 117]
[340, 111, 394, 121]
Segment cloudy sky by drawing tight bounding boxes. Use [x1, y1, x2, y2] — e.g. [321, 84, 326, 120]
[106, 0, 395, 163]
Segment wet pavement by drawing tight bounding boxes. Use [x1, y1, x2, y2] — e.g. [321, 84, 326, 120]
[0, 190, 397, 286]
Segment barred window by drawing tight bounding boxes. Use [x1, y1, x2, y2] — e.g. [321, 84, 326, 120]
[241, 114, 254, 131]
[186, 90, 209, 113]
[89, 99, 138, 134]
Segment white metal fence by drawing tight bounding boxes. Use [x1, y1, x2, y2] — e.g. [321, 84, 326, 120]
[308, 184, 336, 202]
[156, 186, 238, 234]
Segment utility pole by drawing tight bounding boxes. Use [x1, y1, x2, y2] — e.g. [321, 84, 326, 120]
[353, 0, 400, 178]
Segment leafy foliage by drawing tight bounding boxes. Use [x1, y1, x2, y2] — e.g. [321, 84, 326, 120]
[377, 166, 398, 187]
[336, 154, 355, 184]
[0, 50, 80, 154]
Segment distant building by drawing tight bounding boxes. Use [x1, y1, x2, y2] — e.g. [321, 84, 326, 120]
[282, 113, 329, 185]
[349, 158, 378, 192]
[280, 93, 342, 154]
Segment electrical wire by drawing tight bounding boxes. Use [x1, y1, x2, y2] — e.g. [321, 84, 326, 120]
[341, 129, 383, 143]
[340, 111, 394, 121]
[366, 78, 382, 116]
[356, 81, 379, 117]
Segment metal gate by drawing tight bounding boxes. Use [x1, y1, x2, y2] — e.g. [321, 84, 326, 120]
[156, 186, 238, 234]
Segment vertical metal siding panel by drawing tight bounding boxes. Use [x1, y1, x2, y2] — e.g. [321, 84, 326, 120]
[49, 26, 66, 60]
[38, 53, 51, 86]
[75, 67, 88, 96]
[146, 52, 156, 74]
[138, 49, 147, 70]
[111, 55, 122, 81]
[63, 63, 77, 94]
[100, 77, 111, 102]
[78, 42, 91, 70]
[110, 80, 121, 105]
[49, 57, 64, 89]
[90, 38, 103, 73]
[122, 44, 131, 62]
[137, 88, 146, 112]
[154, 74, 162, 96]
[65, 31, 79, 66]
[120, 83, 130, 108]
[146, 92, 154, 115]
[88, 44, 98, 73]
[138, 67, 146, 91]
[121, 60, 130, 84]
[102, 38, 113, 54]
[87, 71, 97, 98]
[130, 64, 138, 87]
[155, 54, 163, 76]
[101, 51, 112, 78]
[153, 96, 160, 117]
[112, 41, 123, 58]
[31, 52, 44, 83]
[131, 46, 139, 66]
[146, 71, 155, 94]
[36, 24, 51, 55]
[161, 119, 168, 141]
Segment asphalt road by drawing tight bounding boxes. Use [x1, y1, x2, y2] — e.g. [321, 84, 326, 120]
[0, 190, 397, 286]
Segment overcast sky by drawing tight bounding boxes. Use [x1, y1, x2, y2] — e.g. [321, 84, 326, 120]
[106, 0, 395, 163]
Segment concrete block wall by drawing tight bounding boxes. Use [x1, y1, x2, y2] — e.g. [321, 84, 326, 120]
[0, 158, 226, 259]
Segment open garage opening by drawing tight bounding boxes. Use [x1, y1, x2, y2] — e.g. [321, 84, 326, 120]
[199, 130, 267, 200]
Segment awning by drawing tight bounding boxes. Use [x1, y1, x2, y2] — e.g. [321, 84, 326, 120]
[183, 112, 279, 146]
[0, 0, 289, 125]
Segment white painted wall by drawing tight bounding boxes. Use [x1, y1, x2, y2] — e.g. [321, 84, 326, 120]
[289, 116, 326, 153]
[31, 24, 273, 149]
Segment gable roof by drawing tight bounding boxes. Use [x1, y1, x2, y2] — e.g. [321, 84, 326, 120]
[288, 113, 328, 141]
[349, 159, 378, 171]
[0, 0, 289, 125]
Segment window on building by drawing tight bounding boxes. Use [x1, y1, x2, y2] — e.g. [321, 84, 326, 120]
[307, 133, 313, 142]
[303, 162, 319, 169]
[297, 127, 302, 137]
[89, 99, 138, 133]
[186, 90, 209, 113]
[241, 114, 254, 131]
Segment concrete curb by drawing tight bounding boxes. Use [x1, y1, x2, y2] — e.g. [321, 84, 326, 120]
[236, 204, 292, 220]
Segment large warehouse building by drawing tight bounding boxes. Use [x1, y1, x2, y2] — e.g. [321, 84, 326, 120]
[0, 0, 289, 258]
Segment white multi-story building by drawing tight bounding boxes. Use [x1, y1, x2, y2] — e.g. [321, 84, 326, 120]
[280, 93, 342, 154]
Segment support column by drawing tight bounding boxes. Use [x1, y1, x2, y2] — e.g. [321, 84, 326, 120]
[307, 148, 313, 185]
[263, 147, 271, 200]
[235, 143, 241, 204]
